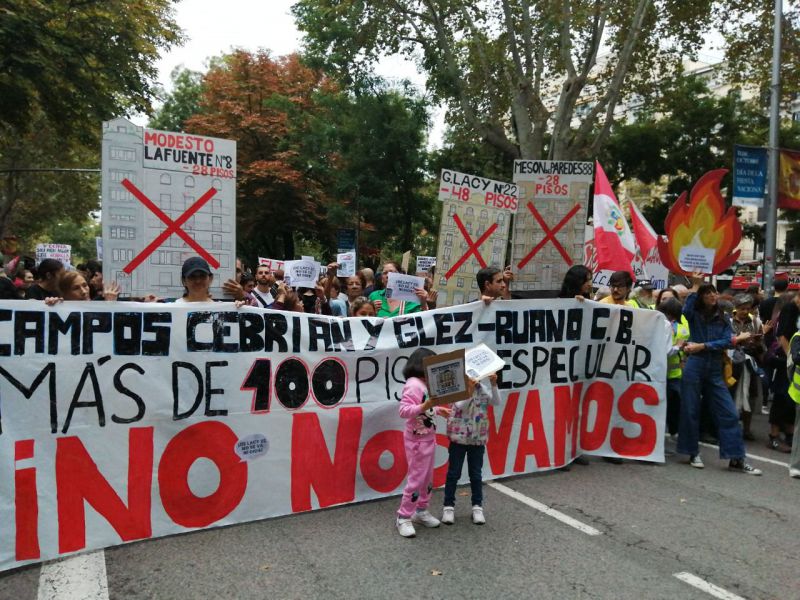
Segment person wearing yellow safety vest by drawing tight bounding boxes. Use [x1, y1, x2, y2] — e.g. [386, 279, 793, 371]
[786, 331, 800, 478]
[658, 298, 690, 437]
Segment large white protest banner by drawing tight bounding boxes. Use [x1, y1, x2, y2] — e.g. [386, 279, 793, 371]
[435, 169, 516, 306]
[511, 161, 593, 291]
[0, 299, 667, 571]
[101, 118, 237, 299]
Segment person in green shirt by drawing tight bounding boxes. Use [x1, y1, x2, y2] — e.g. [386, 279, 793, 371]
[369, 261, 430, 318]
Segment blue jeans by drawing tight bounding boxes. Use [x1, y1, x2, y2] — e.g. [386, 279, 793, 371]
[677, 355, 745, 460]
[443, 442, 484, 507]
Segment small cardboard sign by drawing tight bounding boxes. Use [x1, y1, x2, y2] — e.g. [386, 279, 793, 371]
[283, 260, 320, 288]
[386, 272, 425, 303]
[401, 250, 411, 273]
[423, 349, 469, 404]
[678, 247, 715, 274]
[465, 343, 505, 380]
[337, 251, 356, 277]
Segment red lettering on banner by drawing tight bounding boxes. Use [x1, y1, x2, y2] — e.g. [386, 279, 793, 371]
[56, 427, 154, 553]
[487, 392, 519, 474]
[580, 382, 613, 451]
[15, 440, 39, 560]
[513, 390, 551, 470]
[290, 407, 362, 512]
[553, 382, 583, 465]
[359, 430, 406, 493]
[433, 433, 450, 488]
[158, 421, 246, 528]
[610, 383, 658, 456]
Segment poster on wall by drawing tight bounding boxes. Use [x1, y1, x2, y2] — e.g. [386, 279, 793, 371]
[101, 118, 237, 298]
[511, 161, 593, 292]
[434, 169, 517, 306]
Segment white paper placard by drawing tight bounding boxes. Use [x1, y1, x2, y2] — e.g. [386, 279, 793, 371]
[416, 256, 436, 273]
[337, 251, 356, 277]
[35, 243, 71, 267]
[678, 246, 715, 273]
[283, 260, 320, 288]
[385, 272, 425, 303]
[465, 343, 506, 380]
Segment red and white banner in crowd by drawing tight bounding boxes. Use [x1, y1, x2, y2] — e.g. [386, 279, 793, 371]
[0, 299, 668, 571]
[628, 200, 670, 290]
[592, 162, 636, 276]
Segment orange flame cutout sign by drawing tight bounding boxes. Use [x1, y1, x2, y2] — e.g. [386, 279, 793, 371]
[657, 169, 741, 275]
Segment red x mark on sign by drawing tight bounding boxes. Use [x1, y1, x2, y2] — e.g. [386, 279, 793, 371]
[121, 178, 220, 274]
[517, 202, 581, 269]
[445, 213, 498, 279]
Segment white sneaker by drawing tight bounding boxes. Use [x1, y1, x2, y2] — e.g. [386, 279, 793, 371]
[411, 510, 440, 528]
[789, 468, 800, 479]
[396, 517, 416, 537]
[689, 455, 704, 469]
[441, 506, 455, 525]
[472, 505, 485, 525]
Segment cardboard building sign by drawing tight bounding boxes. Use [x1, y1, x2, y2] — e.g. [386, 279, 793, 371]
[434, 169, 516, 306]
[511, 161, 593, 292]
[101, 118, 237, 299]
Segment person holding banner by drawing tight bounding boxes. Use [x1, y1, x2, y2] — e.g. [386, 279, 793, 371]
[477, 266, 512, 303]
[25, 258, 63, 300]
[599, 271, 637, 307]
[174, 257, 214, 303]
[677, 274, 762, 475]
[441, 374, 501, 526]
[370, 261, 428, 318]
[396, 348, 447, 538]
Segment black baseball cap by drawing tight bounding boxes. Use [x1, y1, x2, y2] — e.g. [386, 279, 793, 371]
[182, 257, 212, 278]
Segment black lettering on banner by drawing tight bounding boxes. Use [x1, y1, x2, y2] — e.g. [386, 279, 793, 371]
[186, 312, 212, 351]
[239, 312, 265, 352]
[264, 313, 288, 352]
[361, 319, 384, 351]
[311, 358, 347, 407]
[511, 349, 531, 388]
[394, 317, 418, 348]
[609, 347, 630, 380]
[81, 312, 112, 354]
[390, 356, 408, 401]
[530, 347, 549, 382]
[549, 347, 568, 383]
[142, 312, 171, 356]
[112, 363, 146, 424]
[242, 359, 271, 412]
[48, 311, 80, 355]
[584, 343, 605, 378]
[204, 361, 228, 416]
[15, 311, 44, 355]
[565, 309, 582, 341]
[591, 307, 610, 340]
[497, 349, 512, 389]
[433, 313, 454, 345]
[453, 312, 473, 343]
[309, 318, 333, 352]
[615, 310, 633, 344]
[62, 362, 105, 434]
[414, 316, 436, 346]
[113, 313, 142, 355]
[355, 357, 379, 403]
[0, 363, 56, 434]
[213, 312, 238, 352]
[292, 316, 301, 353]
[496, 310, 514, 344]
[0, 309, 9, 355]
[172, 361, 203, 420]
[633, 346, 652, 381]
[330, 319, 354, 352]
[275, 358, 309, 409]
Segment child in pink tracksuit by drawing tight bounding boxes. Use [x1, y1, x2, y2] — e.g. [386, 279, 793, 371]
[396, 348, 445, 538]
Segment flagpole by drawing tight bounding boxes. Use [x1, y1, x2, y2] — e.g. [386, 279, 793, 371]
[763, 0, 782, 293]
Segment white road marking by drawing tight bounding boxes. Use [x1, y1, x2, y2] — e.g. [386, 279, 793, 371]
[38, 549, 109, 600]
[698, 442, 789, 468]
[488, 482, 602, 536]
[673, 572, 747, 600]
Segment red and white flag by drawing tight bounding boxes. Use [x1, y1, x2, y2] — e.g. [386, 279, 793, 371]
[592, 161, 636, 275]
[628, 199, 658, 264]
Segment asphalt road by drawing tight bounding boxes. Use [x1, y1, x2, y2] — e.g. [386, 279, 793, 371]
[3, 413, 798, 600]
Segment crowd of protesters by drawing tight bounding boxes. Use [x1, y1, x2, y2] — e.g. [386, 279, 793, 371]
[1, 247, 797, 479]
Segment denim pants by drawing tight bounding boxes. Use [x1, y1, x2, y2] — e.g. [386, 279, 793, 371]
[677, 355, 745, 460]
[443, 442, 485, 507]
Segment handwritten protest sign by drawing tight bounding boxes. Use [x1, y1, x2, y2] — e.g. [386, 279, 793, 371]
[678, 247, 715, 273]
[337, 251, 356, 277]
[416, 256, 436, 274]
[465, 343, 505, 380]
[35, 243, 71, 266]
[258, 257, 285, 271]
[283, 259, 320, 288]
[386, 272, 425, 303]
[0, 298, 668, 572]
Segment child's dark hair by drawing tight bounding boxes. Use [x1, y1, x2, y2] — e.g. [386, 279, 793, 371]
[403, 348, 436, 380]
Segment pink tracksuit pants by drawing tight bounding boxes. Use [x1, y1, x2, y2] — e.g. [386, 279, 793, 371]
[397, 434, 436, 518]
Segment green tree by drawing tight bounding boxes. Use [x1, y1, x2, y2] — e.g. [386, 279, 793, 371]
[293, 0, 772, 161]
[149, 67, 204, 132]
